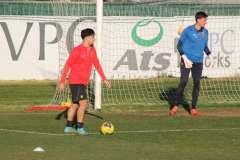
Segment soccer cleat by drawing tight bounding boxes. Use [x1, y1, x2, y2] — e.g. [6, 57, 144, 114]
[191, 108, 199, 116]
[76, 128, 88, 136]
[64, 127, 77, 134]
[169, 106, 178, 116]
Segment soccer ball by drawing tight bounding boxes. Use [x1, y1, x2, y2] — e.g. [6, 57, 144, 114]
[60, 98, 72, 107]
[100, 121, 114, 135]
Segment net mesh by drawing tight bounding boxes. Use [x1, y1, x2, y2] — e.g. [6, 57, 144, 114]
[48, 0, 240, 107]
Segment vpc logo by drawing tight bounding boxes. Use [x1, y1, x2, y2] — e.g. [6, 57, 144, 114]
[131, 18, 164, 47]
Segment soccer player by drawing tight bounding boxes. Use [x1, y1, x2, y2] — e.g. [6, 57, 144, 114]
[170, 11, 213, 116]
[59, 28, 111, 135]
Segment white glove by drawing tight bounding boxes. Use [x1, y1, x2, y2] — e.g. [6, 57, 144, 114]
[182, 54, 193, 69]
[207, 54, 214, 67]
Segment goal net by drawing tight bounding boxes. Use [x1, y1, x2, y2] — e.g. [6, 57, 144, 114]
[50, 0, 240, 109]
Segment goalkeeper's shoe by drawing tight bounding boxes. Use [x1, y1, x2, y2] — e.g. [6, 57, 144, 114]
[76, 128, 88, 136]
[191, 108, 199, 116]
[64, 127, 77, 134]
[169, 106, 178, 116]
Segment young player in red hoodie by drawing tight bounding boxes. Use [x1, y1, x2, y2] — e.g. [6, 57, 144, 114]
[59, 28, 111, 135]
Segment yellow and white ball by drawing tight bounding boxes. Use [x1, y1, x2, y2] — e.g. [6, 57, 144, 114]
[100, 121, 114, 135]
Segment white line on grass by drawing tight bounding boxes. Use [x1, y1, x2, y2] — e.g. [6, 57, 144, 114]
[0, 128, 240, 136]
[0, 128, 72, 136]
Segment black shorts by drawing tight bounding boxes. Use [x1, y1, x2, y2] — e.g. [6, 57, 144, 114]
[70, 84, 87, 104]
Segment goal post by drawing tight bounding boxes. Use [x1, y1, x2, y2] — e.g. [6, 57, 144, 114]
[94, 0, 104, 110]
[47, 0, 240, 110]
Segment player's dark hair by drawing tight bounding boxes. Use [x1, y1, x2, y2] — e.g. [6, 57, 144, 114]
[195, 11, 208, 22]
[81, 28, 95, 39]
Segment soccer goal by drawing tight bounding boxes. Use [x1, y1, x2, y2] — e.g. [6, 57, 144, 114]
[49, 0, 240, 110]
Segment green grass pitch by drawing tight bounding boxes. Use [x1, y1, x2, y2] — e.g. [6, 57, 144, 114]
[0, 80, 240, 160]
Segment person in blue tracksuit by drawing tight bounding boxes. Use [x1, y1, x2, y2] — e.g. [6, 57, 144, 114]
[170, 11, 213, 116]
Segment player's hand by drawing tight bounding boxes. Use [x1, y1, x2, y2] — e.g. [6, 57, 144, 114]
[59, 83, 65, 90]
[207, 54, 214, 67]
[103, 80, 111, 88]
[182, 54, 193, 69]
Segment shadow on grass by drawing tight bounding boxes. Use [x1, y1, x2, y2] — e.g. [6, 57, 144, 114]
[159, 87, 190, 113]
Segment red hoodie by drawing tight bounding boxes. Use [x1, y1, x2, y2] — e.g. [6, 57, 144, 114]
[60, 44, 106, 85]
